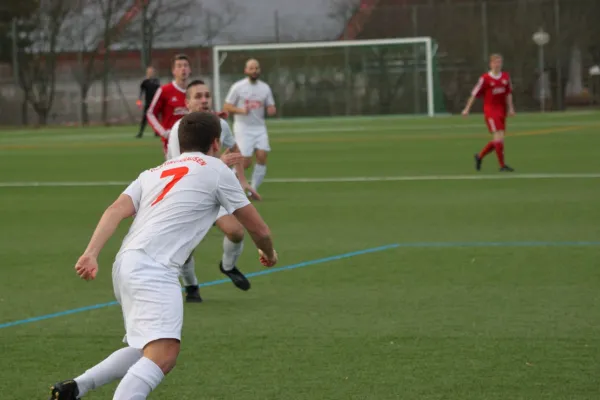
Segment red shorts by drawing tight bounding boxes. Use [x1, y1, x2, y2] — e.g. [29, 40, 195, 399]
[484, 115, 506, 133]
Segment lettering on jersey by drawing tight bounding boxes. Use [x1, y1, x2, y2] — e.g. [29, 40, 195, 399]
[492, 87, 506, 95]
[174, 107, 189, 116]
[244, 99, 263, 110]
[150, 156, 207, 172]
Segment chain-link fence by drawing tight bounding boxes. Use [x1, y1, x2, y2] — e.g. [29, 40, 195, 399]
[0, 0, 598, 126]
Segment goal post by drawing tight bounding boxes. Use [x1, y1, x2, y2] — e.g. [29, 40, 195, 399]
[212, 37, 443, 118]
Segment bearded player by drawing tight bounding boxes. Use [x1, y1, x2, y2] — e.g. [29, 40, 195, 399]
[147, 54, 190, 156]
[462, 53, 516, 172]
[168, 80, 260, 302]
[223, 59, 276, 193]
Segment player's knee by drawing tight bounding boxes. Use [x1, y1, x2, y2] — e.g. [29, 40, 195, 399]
[493, 131, 505, 141]
[243, 157, 253, 169]
[143, 338, 180, 375]
[255, 151, 268, 165]
[226, 226, 245, 243]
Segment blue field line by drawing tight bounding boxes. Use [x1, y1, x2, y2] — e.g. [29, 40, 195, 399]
[1, 241, 599, 331]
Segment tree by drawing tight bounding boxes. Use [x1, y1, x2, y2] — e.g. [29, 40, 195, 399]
[67, 0, 134, 125]
[132, 0, 243, 69]
[0, 0, 38, 63]
[137, 0, 195, 69]
[328, 0, 361, 38]
[14, 0, 74, 125]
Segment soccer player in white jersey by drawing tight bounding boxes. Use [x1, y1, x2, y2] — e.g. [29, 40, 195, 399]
[168, 80, 260, 302]
[49, 112, 278, 400]
[223, 58, 276, 193]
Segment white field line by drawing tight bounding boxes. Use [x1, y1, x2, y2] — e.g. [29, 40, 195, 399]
[1, 173, 600, 188]
[0, 120, 598, 144]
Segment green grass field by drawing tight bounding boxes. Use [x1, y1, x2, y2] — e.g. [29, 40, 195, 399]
[1, 111, 599, 399]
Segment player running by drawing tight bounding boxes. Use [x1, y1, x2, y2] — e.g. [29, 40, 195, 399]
[49, 112, 278, 400]
[223, 58, 276, 193]
[168, 80, 261, 302]
[147, 54, 190, 156]
[462, 53, 516, 172]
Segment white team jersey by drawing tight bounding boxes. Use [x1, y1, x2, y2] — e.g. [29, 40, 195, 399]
[118, 153, 250, 268]
[167, 118, 235, 160]
[224, 78, 275, 130]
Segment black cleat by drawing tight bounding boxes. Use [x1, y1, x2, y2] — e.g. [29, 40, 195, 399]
[474, 153, 482, 171]
[49, 380, 80, 400]
[185, 285, 203, 303]
[220, 262, 251, 291]
[499, 165, 515, 172]
[135, 133, 143, 139]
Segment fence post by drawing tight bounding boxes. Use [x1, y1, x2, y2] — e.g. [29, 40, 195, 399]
[554, 0, 562, 110]
[481, 1, 489, 66]
[412, 5, 420, 114]
[274, 10, 280, 43]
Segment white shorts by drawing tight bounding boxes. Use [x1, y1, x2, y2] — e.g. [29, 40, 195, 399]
[112, 250, 183, 349]
[234, 128, 270, 157]
[217, 206, 230, 220]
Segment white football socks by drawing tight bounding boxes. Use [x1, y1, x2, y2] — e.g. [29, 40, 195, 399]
[74, 347, 142, 397]
[179, 255, 198, 287]
[251, 164, 267, 191]
[222, 236, 244, 271]
[113, 357, 164, 400]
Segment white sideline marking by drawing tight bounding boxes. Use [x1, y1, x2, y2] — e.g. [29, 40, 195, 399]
[1, 173, 599, 188]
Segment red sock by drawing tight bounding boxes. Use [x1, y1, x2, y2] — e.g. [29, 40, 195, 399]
[494, 140, 505, 167]
[478, 141, 495, 159]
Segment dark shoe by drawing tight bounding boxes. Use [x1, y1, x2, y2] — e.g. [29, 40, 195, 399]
[220, 262, 251, 291]
[49, 380, 79, 400]
[474, 153, 482, 171]
[185, 285, 203, 303]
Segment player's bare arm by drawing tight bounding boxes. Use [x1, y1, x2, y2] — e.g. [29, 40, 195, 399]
[507, 93, 516, 116]
[76, 194, 136, 281]
[233, 204, 276, 266]
[266, 105, 277, 117]
[462, 95, 476, 116]
[223, 102, 249, 115]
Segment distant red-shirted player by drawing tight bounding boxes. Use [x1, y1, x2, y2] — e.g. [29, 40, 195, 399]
[147, 54, 191, 156]
[463, 54, 516, 172]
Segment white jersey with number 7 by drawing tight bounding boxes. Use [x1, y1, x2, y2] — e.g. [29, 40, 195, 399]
[117, 153, 250, 268]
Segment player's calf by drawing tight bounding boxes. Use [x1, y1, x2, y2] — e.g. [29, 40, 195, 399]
[217, 215, 250, 291]
[112, 339, 179, 400]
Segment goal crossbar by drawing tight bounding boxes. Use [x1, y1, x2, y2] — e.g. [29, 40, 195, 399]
[212, 37, 435, 117]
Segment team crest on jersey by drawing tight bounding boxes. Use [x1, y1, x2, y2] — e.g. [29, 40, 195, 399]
[490, 82, 495, 86]
[502, 79, 508, 85]
[171, 96, 178, 102]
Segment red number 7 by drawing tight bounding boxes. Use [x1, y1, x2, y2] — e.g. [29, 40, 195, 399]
[151, 166, 189, 206]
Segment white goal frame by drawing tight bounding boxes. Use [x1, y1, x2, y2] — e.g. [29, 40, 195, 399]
[212, 37, 436, 117]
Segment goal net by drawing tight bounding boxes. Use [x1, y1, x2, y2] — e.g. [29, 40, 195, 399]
[212, 37, 444, 118]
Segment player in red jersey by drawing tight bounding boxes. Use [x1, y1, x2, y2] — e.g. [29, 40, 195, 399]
[462, 54, 516, 172]
[147, 54, 190, 156]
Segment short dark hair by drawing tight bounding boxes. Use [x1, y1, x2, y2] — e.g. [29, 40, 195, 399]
[172, 53, 190, 68]
[178, 112, 221, 154]
[186, 79, 206, 99]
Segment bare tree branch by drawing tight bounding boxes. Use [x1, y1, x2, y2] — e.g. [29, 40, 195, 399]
[16, 0, 75, 125]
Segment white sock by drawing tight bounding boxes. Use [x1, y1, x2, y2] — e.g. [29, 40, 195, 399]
[179, 255, 198, 287]
[251, 164, 267, 191]
[113, 357, 164, 400]
[222, 236, 244, 271]
[74, 347, 142, 397]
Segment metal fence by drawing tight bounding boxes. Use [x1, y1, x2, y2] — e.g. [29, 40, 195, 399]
[0, 0, 598, 126]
